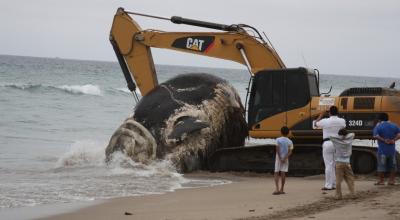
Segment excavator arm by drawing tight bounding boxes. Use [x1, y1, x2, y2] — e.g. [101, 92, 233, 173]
[110, 8, 285, 96]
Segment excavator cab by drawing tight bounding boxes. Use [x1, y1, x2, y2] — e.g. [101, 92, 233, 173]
[248, 67, 319, 137]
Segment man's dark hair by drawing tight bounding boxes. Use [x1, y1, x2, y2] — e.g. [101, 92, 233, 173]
[338, 128, 348, 136]
[329, 106, 338, 116]
[379, 113, 389, 121]
[281, 126, 290, 136]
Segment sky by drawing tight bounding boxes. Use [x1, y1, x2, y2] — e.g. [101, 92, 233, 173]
[1, 0, 399, 77]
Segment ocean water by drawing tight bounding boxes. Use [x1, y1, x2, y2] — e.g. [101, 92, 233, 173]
[0, 55, 399, 212]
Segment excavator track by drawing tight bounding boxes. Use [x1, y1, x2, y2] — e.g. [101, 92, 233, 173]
[207, 144, 396, 176]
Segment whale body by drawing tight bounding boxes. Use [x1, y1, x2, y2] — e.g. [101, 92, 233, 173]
[105, 73, 248, 172]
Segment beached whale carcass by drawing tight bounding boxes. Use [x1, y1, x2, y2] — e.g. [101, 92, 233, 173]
[106, 73, 248, 172]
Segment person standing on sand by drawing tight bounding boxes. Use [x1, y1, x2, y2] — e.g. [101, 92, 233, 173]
[330, 128, 355, 199]
[314, 106, 346, 191]
[373, 113, 400, 185]
[273, 126, 294, 195]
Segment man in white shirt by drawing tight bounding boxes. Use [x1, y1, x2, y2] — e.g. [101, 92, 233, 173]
[314, 106, 346, 190]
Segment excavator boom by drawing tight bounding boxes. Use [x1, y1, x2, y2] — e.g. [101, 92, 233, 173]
[110, 8, 285, 96]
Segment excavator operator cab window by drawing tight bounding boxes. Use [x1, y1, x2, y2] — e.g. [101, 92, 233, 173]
[250, 71, 284, 125]
[307, 74, 320, 97]
[286, 72, 308, 108]
[248, 67, 313, 127]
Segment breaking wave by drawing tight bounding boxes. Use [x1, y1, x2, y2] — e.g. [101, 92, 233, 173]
[57, 84, 101, 96]
[3, 83, 102, 96]
[4, 83, 43, 90]
[55, 140, 106, 168]
[54, 140, 184, 180]
[3, 83, 143, 97]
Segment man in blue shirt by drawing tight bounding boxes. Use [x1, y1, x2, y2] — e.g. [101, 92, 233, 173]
[373, 113, 400, 185]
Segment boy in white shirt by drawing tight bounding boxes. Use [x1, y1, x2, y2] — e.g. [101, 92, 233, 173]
[273, 126, 294, 195]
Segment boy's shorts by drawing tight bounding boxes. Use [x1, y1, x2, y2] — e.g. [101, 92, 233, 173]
[275, 157, 289, 172]
[377, 154, 397, 172]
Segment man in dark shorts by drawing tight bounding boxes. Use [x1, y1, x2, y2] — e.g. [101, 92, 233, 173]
[373, 113, 400, 185]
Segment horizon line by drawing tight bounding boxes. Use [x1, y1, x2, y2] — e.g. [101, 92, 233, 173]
[1, 53, 398, 80]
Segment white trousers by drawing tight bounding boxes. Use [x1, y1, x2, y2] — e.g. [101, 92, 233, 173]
[322, 141, 336, 188]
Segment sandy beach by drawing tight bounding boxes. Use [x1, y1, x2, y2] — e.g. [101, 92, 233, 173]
[40, 172, 400, 220]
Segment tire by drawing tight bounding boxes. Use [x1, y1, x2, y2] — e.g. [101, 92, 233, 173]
[353, 152, 376, 174]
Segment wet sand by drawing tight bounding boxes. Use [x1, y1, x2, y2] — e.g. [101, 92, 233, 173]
[41, 172, 400, 220]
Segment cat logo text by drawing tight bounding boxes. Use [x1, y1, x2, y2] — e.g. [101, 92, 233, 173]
[171, 36, 215, 53]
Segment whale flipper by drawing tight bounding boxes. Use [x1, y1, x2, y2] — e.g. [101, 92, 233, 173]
[168, 116, 209, 141]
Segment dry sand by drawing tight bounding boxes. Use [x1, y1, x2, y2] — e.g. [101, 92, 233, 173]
[41, 172, 400, 220]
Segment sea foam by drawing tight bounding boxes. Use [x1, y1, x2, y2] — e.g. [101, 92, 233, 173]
[54, 140, 183, 179]
[4, 83, 42, 90]
[4, 83, 102, 96]
[58, 84, 102, 96]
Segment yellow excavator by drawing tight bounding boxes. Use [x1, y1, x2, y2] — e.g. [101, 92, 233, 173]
[109, 8, 400, 175]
